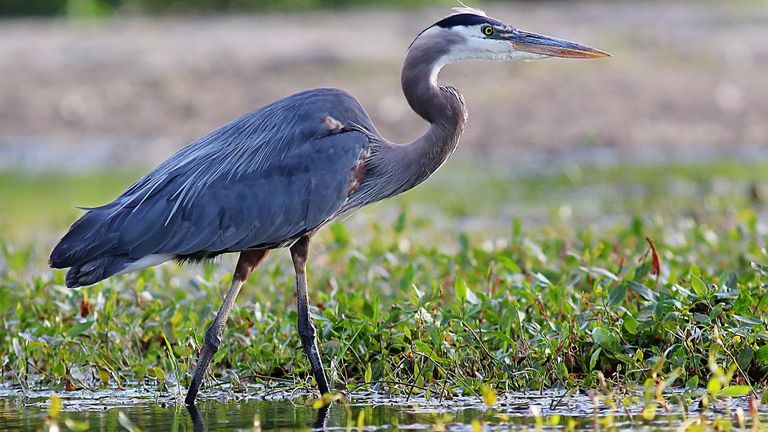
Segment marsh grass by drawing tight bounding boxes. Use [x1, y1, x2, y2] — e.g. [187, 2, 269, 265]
[1, 160, 767, 411]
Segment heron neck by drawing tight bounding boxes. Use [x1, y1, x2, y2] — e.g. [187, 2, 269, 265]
[401, 42, 467, 129]
[386, 42, 467, 192]
[343, 37, 468, 210]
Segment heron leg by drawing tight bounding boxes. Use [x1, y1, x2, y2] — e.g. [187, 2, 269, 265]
[290, 236, 330, 395]
[185, 249, 269, 405]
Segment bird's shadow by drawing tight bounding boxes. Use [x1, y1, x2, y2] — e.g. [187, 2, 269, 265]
[185, 401, 330, 431]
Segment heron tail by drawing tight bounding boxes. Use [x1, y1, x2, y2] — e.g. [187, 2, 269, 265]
[50, 209, 131, 288]
[64, 255, 133, 288]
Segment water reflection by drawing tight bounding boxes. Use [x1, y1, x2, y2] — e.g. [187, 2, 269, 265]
[1, 389, 767, 431]
[187, 404, 205, 432]
[315, 405, 330, 429]
[187, 401, 327, 431]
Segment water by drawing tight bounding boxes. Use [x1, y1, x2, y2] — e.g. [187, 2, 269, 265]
[1, 388, 766, 431]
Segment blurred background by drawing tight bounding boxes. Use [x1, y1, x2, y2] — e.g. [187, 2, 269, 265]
[1, 0, 767, 244]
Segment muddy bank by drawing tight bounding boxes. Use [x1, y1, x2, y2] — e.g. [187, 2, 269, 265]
[1, 2, 767, 170]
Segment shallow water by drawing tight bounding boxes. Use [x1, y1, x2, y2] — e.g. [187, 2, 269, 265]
[1, 388, 766, 431]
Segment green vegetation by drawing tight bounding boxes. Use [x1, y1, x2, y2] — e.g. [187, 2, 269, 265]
[1, 160, 767, 412]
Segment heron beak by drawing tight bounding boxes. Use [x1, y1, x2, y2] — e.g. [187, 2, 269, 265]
[501, 29, 611, 59]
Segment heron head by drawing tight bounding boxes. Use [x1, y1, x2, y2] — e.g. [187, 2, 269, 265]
[414, 8, 610, 63]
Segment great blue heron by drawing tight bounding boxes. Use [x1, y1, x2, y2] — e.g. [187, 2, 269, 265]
[49, 8, 608, 404]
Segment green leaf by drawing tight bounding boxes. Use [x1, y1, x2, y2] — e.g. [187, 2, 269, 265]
[364, 363, 372, 383]
[733, 315, 762, 326]
[622, 313, 639, 335]
[590, 348, 602, 371]
[98, 369, 110, 387]
[555, 362, 568, 379]
[455, 277, 467, 305]
[707, 377, 721, 397]
[151, 366, 166, 382]
[756, 345, 768, 366]
[608, 285, 626, 307]
[66, 320, 95, 338]
[737, 347, 754, 370]
[626, 281, 657, 302]
[685, 376, 699, 389]
[592, 327, 619, 352]
[694, 313, 710, 324]
[413, 340, 433, 356]
[497, 256, 521, 273]
[455, 277, 479, 305]
[720, 385, 751, 397]
[582, 266, 619, 281]
[691, 276, 708, 297]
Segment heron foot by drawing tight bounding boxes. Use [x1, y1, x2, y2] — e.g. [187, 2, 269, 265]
[186, 332, 218, 405]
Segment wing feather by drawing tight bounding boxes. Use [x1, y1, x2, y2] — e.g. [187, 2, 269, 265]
[50, 88, 375, 268]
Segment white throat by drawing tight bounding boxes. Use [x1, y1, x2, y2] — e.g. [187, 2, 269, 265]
[419, 25, 548, 86]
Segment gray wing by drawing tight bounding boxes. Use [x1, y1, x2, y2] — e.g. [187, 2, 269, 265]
[51, 88, 375, 267]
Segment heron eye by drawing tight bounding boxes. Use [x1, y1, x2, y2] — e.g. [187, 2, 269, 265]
[481, 25, 494, 36]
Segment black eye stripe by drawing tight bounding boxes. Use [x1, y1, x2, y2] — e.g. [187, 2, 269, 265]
[434, 13, 505, 29]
